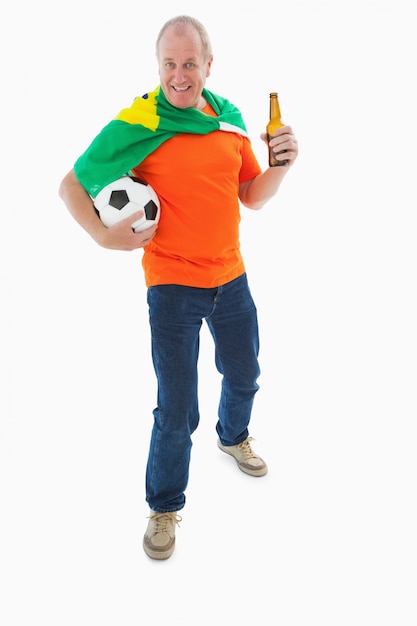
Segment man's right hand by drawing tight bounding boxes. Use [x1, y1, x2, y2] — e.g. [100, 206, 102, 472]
[97, 212, 158, 251]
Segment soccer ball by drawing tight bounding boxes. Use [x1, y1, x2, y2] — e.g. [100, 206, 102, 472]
[93, 176, 160, 233]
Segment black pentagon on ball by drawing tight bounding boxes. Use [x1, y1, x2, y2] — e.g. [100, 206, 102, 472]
[144, 200, 158, 220]
[109, 189, 130, 210]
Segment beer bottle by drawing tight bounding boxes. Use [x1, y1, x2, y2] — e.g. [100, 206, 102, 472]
[267, 92, 288, 167]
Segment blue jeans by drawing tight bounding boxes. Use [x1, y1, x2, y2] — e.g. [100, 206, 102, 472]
[145, 273, 260, 513]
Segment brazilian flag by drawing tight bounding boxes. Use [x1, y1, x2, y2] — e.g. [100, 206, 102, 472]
[74, 86, 248, 198]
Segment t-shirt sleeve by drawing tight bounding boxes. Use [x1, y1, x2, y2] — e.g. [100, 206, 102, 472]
[239, 137, 263, 183]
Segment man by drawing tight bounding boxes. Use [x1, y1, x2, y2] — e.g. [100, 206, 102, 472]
[59, 15, 298, 560]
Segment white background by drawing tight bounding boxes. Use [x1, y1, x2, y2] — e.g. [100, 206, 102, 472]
[1, 1, 416, 624]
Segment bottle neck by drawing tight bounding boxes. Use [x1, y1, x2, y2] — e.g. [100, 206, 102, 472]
[270, 96, 282, 121]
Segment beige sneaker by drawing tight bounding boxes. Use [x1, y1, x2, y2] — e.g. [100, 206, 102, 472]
[217, 437, 268, 477]
[143, 510, 182, 560]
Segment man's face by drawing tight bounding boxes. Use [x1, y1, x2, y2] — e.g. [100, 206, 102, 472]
[157, 24, 213, 110]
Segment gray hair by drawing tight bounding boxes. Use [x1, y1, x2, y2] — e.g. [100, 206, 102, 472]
[156, 15, 213, 61]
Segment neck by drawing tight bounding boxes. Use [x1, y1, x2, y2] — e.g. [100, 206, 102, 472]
[197, 94, 207, 111]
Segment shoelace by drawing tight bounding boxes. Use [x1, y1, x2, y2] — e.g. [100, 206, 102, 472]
[237, 437, 258, 459]
[150, 512, 182, 533]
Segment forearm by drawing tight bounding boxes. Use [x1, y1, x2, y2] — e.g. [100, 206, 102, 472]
[58, 169, 158, 251]
[240, 125, 298, 210]
[58, 169, 107, 243]
[239, 165, 289, 210]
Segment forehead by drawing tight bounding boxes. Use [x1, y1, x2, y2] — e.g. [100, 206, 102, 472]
[158, 24, 204, 59]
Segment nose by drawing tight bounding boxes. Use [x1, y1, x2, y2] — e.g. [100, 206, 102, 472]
[173, 66, 186, 83]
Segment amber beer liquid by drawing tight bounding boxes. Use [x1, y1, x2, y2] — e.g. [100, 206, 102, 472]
[267, 92, 288, 167]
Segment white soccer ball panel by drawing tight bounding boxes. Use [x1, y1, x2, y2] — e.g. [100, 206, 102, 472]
[99, 200, 142, 227]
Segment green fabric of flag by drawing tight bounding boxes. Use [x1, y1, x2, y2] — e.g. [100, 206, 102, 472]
[74, 85, 248, 198]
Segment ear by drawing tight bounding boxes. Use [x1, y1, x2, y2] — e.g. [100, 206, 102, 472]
[206, 55, 213, 78]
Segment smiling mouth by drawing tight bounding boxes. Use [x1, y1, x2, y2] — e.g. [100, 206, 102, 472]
[172, 86, 191, 92]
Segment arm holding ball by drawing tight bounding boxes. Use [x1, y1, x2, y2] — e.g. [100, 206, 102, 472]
[59, 169, 158, 251]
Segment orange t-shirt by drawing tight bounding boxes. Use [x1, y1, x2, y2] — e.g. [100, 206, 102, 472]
[131, 103, 262, 288]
